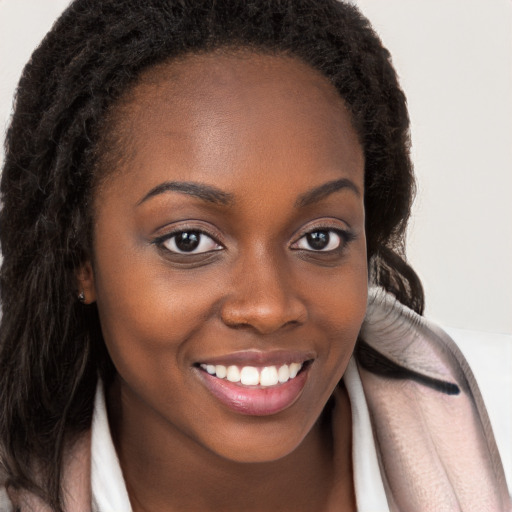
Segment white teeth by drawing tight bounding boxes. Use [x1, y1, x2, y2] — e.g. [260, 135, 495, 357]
[226, 365, 240, 383]
[289, 362, 301, 379]
[215, 365, 227, 379]
[278, 365, 290, 383]
[240, 366, 259, 385]
[200, 362, 304, 387]
[260, 366, 279, 386]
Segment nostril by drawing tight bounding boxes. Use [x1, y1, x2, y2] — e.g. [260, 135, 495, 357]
[282, 319, 302, 329]
[224, 321, 253, 331]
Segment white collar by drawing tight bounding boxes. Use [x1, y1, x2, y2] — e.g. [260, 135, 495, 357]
[344, 357, 390, 511]
[91, 382, 132, 512]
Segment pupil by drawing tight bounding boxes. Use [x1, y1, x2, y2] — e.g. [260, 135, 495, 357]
[175, 232, 200, 252]
[307, 231, 329, 250]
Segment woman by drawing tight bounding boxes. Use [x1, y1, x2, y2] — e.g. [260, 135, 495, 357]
[0, 1, 509, 511]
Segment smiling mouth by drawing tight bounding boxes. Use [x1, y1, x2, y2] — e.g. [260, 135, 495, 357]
[198, 362, 307, 387]
[195, 357, 313, 416]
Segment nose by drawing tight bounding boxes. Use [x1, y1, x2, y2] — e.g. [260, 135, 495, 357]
[220, 251, 308, 334]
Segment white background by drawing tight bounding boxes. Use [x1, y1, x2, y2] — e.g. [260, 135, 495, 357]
[356, 0, 512, 336]
[1, 0, 510, 334]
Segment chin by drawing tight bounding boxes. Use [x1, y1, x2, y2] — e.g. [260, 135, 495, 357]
[201, 417, 315, 465]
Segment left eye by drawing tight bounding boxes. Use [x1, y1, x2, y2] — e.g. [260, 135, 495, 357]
[293, 230, 342, 252]
[160, 231, 222, 254]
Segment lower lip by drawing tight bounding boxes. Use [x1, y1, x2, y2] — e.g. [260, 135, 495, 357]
[197, 366, 310, 416]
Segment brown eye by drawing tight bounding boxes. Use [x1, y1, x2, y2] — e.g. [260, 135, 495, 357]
[306, 231, 330, 250]
[293, 230, 343, 252]
[161, 231, 222, 254]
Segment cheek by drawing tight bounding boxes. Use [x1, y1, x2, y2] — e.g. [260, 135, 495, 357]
[91, 243, 222, 383]
[93, 262, 224, 429]
[302, 250, 368, 375]
[321, 270, 368, 339]
[305, 247, 368, 331]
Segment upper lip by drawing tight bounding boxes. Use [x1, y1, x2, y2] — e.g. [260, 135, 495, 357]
[196, 350, 316, 367]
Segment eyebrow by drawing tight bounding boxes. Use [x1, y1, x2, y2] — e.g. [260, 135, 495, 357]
[137, 181, 234, 206]
[295, 178, 361, 208]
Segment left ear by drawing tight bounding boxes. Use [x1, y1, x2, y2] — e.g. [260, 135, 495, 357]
[76, 261, 97, 304]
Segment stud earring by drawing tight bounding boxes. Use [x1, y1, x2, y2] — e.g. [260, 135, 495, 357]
[78, 291, 86, 303]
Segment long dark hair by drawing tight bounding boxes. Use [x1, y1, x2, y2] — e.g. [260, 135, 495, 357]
[0, 0, 422, 508]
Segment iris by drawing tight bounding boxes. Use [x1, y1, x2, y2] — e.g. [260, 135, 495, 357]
[175, 232, 201, 252]
[307, 231, 330, 250]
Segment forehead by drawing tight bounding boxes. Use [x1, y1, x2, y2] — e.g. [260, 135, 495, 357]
[98, 51, 364, 200]
[127, 50, 349, 123]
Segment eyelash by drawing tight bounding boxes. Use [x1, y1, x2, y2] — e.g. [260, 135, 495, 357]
[153, 225, 355, 256]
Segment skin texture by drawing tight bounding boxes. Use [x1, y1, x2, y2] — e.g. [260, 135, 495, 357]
[79, 52, 367, 511]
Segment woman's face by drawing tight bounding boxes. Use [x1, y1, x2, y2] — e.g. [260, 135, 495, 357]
[87, 52, 367, 463]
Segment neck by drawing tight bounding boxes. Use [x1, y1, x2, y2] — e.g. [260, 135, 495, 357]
[107, 379, 355, 512]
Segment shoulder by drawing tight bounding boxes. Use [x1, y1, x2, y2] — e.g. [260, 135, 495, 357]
[356, 288, 512, 510]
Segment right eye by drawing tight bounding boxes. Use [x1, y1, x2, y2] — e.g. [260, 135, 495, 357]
[159, 231, 222, 254]
[293, 229, 343, 252]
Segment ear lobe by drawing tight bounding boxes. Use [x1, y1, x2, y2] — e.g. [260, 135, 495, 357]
[76, 261, 96, 304]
